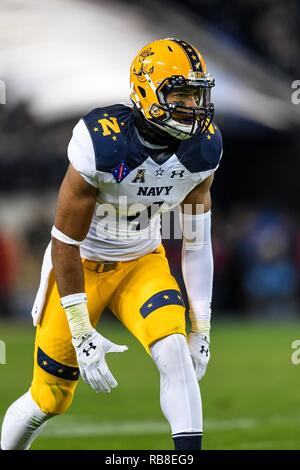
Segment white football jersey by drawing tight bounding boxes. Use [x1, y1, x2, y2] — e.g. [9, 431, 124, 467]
[67, 103, 223, 261]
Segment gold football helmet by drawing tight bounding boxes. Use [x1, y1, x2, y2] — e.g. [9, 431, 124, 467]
[130, 38, 215, 140]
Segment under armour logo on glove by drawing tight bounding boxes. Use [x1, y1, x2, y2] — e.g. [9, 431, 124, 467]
[72, 330, 128, 393]
[200, 345, 209, 357]
[188, 332, 211, 381]
[83, 342, 96, 357]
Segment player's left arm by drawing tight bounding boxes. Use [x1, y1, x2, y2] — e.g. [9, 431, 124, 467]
[180, 174, 214, 381]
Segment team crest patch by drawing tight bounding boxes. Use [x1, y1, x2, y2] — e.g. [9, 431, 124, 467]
[112, 160, 131, 183]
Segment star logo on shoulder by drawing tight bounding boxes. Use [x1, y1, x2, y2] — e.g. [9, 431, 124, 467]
[155, 168, 164, 176]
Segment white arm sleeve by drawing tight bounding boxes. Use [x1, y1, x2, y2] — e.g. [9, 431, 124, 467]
[181, 210, 213, 335]
[67, 119, 98, 188]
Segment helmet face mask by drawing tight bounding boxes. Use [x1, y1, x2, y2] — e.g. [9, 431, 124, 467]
[152, 75, 215, 139]
[130, 38, 215, 141]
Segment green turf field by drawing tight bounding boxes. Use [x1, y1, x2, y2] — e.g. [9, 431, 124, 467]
[0, 319, 299, 450]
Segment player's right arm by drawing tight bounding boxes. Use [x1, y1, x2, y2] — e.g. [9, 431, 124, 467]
[51, 120, 128, 394]
[52, 163, 97, 297]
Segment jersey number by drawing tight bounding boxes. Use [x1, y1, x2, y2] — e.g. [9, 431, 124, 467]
[126, 201, 164, 230]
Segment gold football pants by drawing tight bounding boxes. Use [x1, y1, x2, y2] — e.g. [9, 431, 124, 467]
[30, 244, 186, 414]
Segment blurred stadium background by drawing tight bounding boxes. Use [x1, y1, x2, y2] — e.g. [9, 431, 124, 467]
[1, 0, 300, 450]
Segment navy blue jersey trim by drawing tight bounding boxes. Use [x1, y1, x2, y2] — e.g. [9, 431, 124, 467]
[175, 122, 223, 173]
[83, 105, 222, 175]
[83, 105, 149, 173]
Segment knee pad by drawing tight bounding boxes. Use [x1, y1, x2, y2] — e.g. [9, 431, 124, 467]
[151, 333, 202, 434]
[151, 333, 194, 382]
[31, 372, 77, 415]
[151, 334, 198, 393]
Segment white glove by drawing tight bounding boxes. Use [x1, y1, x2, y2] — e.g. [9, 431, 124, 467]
[188, 332, 210, 381]
[72, 329, 128, 393]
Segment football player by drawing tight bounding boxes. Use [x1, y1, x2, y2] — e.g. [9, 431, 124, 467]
[1, 38, 222, 450]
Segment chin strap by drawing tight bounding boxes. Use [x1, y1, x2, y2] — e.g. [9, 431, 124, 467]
[133, 105, 180, 147]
